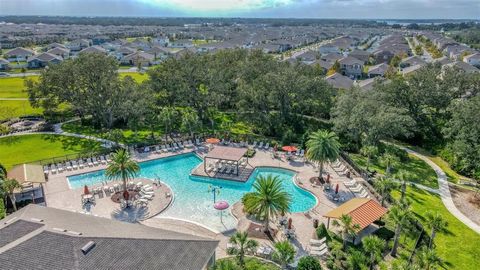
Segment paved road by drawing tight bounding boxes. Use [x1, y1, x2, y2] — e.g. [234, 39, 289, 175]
[396, 145, 480, 234]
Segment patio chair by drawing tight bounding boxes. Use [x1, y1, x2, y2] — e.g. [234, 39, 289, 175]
[92, 157, 99, 166]
[252, 141, 258, 148]
[49, 164, 57, 174]
[195, 138, 201, 145]
[103, 186, 110, 193]
[344, 179, 357, 187]
[87, 158, 94, 167]
[141, 193, 154, 200]
[258, 142, 264, 149]
[350, 185, 364, 193]
[310, 248, 328, 257]
[57, 163, 65, 173]
[144, 146, 150, 152]
[311, 243, 328, 251]
[359, 190, 370, 198]
[43, 165, 49, 175]
[310, 238, 327, 246]
[300, 149, 305, 157]
[100, 156, 107, 165]
[66, 161, 73, 171]
[264, 143, 270, 150]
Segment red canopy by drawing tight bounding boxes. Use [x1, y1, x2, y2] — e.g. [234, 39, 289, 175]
[83, 185, 90, 195]
[206, 138, 220, 144]
[282, 146, 298, 152]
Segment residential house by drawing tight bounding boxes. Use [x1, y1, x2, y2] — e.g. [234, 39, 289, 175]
[295, 50, 319, 63]
[80, 45, 107, 54]
[321, 52, 344, 63]
[367, 63, 389, 78]
[0, 205, 219, 270]
[338, 56, 364, 79]
[4, 47, 35, 61]
[66, 39, 91, 51]
[309, 59, 333, 73]
[92, 35, 111, 45]
[45, 42, 66, 51]
[372, 49, 394, 64]
[47, 47, 70, 59]
[0, 58, 9, 70]
[121, 51, 155, 67]
[401, 64, 423, 76]
[27, 52, 62, 68]
[325, 73, 354, 89]
[168, 39, 194, 48]
[444, 61, 479, 74]
[147, 46, 174, 60]
[434, 56, 453, 66]
[152, 36, 170, 47]
[354, 77, 387, 91]
[319, 43, 340, 54]
[463, 53, 480, 68]
[400, 56, 426, 68]
[443, 44, 472, 60]
[349, 49, 370, 64]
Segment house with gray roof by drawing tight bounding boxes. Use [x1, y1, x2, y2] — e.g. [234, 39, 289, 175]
[0, 58, 9, 70]
[444, 61, 479, 74]
[321, 52, 344, 63]
[367, 63, 389, 78]
[463, 53, 480, 68]
[325, 73, 354, 89]
[121, 51, 155, 67]
[4, 47, 35, 61]
[309, 59, 333, 73]
[338, 56, 364, 79]
[349, 49, 370, 64]
[0, 205, 218, 270]
[47, 46, 70, 59]
[27, 52, 62, 68]
[400, 55, 426, 68]
[80, 45, 107, 55]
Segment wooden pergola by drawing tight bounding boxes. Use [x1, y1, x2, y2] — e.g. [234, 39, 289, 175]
[323, 198, 387, 231]
[204, 146, 248, 176]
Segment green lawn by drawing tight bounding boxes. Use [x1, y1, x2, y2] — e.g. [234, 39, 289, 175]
[0, 77, 37, 98]
[0, 134, 103, 169]
[349, 152, 439, 189]
[119, 72, 149, 83]
[0, 100, 43, 120]
[392, 186, 480, 269]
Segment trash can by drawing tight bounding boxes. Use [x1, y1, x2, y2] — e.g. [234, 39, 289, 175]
[313, 219, 319, 228]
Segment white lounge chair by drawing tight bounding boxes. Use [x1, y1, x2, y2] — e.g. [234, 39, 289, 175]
[350, 185, 364, 193]
[100, 156, 107, 165]
[252, 141, 258, 148]
[311, 243, 327, 251]
[310, 238, 327, 246]
[258, 142, 264, 149]
[71, 160, 79, 170]
[92, 157, 99, 166]
[310, 248, 328, 257]
[43, 165, 49, 175]
[66, 162, 73, 171]
[57, 163, 64, 173]
[264, 143, 269, 150]
[50, 164, 57, 174]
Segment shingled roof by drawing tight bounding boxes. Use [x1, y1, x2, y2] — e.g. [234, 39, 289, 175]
[323, 198, 387, 231]
[0, 205, 218, 270]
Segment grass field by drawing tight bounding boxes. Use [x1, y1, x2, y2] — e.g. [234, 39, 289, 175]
[119, 72, 149, 83]
[349, 152, 439, 188]
[0, 77, 37, 98]
[392, 186, 480, 269]
[0, 134, 103, 169]
[0, 100, 43, 120]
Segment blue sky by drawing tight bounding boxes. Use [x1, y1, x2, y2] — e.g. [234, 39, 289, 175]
[0, 0, 479, 19]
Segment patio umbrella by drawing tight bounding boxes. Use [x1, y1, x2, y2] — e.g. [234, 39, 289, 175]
[335, 183, 339, 194]
[326, 174, 331, 184]
[206, 138, 220, 144]
[281, 146, 298, 152]
[214, 200, 229, 222]
[288, 218, 293, 230]
[83, 185, 90, 195]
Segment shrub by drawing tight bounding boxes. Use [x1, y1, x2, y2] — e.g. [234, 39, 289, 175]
[384, 144, 409, 162]
[316, 223, 332, 241]
[241, 192, 256, 215]
[244, 149, 256, 158]
[373, 227, 395, 241]
[297, 256, 322, 270]
[0, 199, 5, 219]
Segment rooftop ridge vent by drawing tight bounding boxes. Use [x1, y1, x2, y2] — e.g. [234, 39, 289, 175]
[30, 218, 44, 222]
[4, 217, 17, 224]
[67, 230, 82, 236]
[52, 227, 67, 232]
[81, 241, 96, 255]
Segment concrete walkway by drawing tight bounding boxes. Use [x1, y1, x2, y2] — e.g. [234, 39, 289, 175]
[397, 145, 480, 234]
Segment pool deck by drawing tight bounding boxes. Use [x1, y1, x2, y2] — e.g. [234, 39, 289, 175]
[41, 145, 369, 260]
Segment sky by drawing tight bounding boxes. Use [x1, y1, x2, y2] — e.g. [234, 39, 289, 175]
[0, 0, 479, 19]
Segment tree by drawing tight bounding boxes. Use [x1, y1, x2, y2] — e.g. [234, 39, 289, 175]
[306, 130, 341, 177]
[360, 145, 378, 172]
[181, 108, 201, 139]
[212, 259, 241, 270]
[380, 152, 399, 175]
[425, 211, 448, 249]
[346, 249, 368, 270]
[332, 214, 360, 250]
[0, 178, 22, 212]
[243, 175, 291, 233]
[416, 247, 442, 270]
[227, 231, 258, 268]
[297, 256, 322, 270]
[272, 240, 296, 268]
[327, 60, 341, 76]
[374, 177, 397, 206]
[158, 106, 178, 142]
[362, 235, 385, 270]
[389, 202, 412, 257]
[105, 149, 140, 198]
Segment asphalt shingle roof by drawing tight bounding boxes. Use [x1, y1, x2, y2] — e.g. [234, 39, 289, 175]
[0, 220, 44, 248]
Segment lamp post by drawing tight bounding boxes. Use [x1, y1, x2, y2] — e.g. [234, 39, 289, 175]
[208, 185, 222, 203]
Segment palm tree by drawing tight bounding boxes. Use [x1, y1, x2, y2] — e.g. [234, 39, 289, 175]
[374, 177, 397, 206]
[360, 145, 378, 172]
[417, 247, 442, 270]
[0, 163, 6, 179]
[0, 178, 22, 212]
[243, 175, 291, 233]
[425, 211, 448, 249]
[306, 130, 341, 177]
[332, 214, 360, 250]
[362, 235, 385, 270]
[158, 106, 177, 142]
[181, 109, 200, 139]
[272, 240, 296, 268]
[228, 231, 258, 268]
[396, 170, 411, 202]
[389, 202, 412, 257]
[213, 259, 241, 270]
[346, 249, 368, 270]
[105, 149, 140, 198]
[380, 152, 399, 175]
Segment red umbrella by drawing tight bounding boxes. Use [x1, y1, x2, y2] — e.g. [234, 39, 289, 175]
[282, 146, 298, 152]
[206, 138, 220, 144]
[335, 183, 339, 194]
[83, 185, 90, 195]
[326, 174, 331, 183]
[288, 218, 293, 230]
[214, 201, 229, 222]
[123, 190, 130, 200]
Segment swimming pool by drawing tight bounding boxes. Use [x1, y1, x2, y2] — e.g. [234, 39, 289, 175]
[68, 153, 317, 232]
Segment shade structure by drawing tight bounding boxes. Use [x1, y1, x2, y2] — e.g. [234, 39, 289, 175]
[335, 183, 339, 194]
[324, 198, 388, 231]
[206, 138, 220, 144]
[214, 200, 229, 210]
[282, 146, 298, 152]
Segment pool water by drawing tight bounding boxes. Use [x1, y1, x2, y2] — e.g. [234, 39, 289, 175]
[68, 153, 317, 232]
